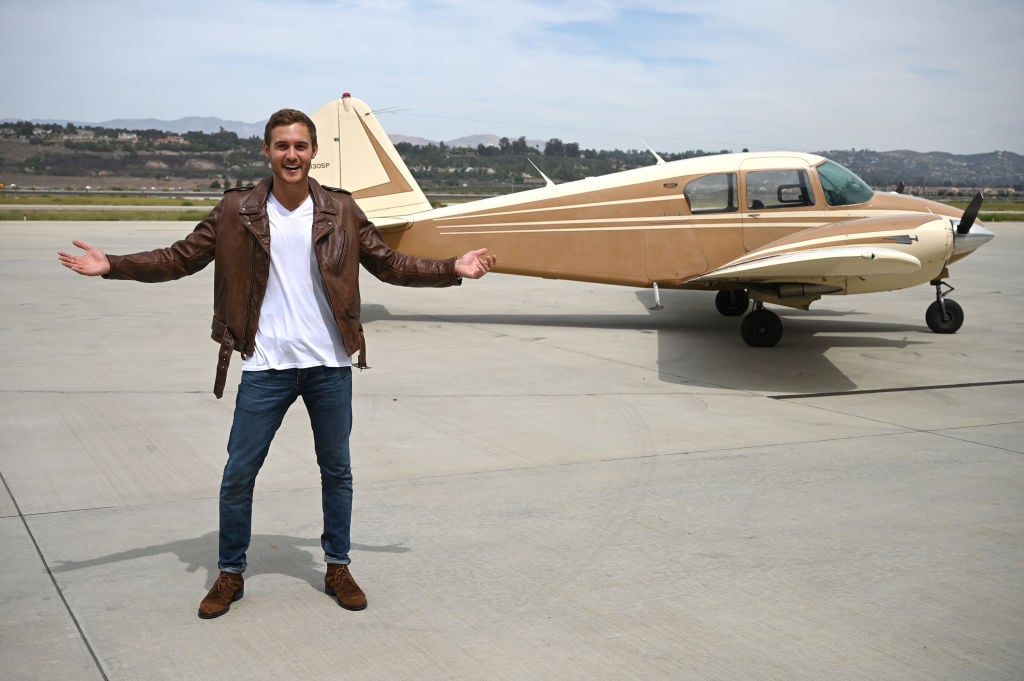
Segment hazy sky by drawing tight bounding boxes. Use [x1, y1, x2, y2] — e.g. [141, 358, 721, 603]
[2, 0, 1022, 154]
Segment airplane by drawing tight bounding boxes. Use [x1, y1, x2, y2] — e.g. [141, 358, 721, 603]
[309, 93, 995, 347]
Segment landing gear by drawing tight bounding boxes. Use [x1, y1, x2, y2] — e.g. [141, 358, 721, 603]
[925, 280, 964, 334]
[715, 289, 750, 316]
[927, 299, 963, 333]
[741, 303, 783, 347]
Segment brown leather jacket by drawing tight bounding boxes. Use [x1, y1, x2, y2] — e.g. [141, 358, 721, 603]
[104, 177, 460, 397]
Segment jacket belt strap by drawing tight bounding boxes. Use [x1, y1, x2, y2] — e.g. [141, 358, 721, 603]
[355, 326, 369, 369]
[214, 330, 235, 399]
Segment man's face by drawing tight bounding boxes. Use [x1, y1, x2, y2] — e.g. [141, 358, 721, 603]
[263, 122, 317, 187]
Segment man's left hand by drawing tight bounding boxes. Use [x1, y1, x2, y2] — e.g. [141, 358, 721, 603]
[455, 248, 496, 279]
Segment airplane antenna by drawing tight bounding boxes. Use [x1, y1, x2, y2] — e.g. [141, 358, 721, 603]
[640, 139, 666, 165]
[527, 158, 555, 187]
[370, 106, 410, 116]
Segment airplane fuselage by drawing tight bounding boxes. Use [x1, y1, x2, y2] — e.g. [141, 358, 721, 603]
[309, 93, 992, 345]
[379, 152, 974, 298]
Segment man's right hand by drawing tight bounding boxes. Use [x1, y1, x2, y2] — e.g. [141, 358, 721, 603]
[58, 240, 111, 276]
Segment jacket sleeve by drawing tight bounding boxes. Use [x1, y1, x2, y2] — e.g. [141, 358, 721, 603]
[103, 200, 222, 282]
[354, 202, 462, 288]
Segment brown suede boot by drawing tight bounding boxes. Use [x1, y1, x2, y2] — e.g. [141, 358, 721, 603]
[198, 571, 244, 619]
[325, 564, 367, 611]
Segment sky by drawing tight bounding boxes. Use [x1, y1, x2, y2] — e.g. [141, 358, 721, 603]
[2, 0, 1022, 154]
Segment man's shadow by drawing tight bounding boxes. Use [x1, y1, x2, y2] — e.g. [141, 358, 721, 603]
[49, 531, 410, 590]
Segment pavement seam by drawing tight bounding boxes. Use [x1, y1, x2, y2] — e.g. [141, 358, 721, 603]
[769, 379, 1024, 400]
[0, 467, 112, 681]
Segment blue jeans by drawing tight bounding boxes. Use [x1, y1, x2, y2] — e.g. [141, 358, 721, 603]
[218, 366, 353, 573]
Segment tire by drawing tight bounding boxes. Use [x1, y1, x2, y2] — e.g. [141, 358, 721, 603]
[741, 309, 783, 347]
[926, 299, 964, 334]
[715, 289, 750, 316]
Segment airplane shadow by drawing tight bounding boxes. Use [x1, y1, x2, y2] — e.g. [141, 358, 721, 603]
[49, 531, 410, 590]
[361, 288, 934, 395]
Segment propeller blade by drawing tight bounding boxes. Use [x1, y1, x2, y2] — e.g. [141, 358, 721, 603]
[957, 192, 983, 235]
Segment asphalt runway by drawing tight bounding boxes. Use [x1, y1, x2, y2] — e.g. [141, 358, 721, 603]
[2, 221, 1022, 680]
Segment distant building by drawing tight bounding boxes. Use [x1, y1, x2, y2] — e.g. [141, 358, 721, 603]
[62, 130, 96, 142]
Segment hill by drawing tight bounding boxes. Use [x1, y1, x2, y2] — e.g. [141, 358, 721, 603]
[0, 119, 1020, 194]
[820, 149, 1024, 193]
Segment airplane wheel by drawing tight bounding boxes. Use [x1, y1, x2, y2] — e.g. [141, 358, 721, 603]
[715, 289, 750, 316]
[741, 309, 783, 347]
[926, 299, 964, 334]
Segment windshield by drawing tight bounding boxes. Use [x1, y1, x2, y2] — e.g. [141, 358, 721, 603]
[817, 160, 874, 206]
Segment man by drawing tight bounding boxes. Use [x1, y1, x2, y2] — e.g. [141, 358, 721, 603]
[58, 108, 495, 619]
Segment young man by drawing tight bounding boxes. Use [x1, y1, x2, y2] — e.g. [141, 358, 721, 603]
[58, 109, 496, 619]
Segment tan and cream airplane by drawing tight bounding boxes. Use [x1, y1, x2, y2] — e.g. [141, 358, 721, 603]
[309, 93, 994, 346]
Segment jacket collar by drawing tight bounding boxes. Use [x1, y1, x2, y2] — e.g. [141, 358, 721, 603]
[238, 177, 338, 217]
[239, 178, 272, 216]
[308, 177, 339, 216]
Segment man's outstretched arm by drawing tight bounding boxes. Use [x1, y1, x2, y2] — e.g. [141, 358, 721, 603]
[58, 240, 111, 276]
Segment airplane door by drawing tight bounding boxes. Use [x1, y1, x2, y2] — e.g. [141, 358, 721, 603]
[644, 186, 708, 284]
[740, 157, 815, 252]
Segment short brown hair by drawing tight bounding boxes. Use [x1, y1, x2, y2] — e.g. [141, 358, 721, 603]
[264, 109, 317, 148]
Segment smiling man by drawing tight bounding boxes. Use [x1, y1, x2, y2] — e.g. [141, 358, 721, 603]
[58, 108, 496, 619]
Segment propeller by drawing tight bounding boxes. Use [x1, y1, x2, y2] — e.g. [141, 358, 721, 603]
[957, 192, 984, 235]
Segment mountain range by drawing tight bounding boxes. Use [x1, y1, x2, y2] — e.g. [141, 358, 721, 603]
[3, 116, 515, 148]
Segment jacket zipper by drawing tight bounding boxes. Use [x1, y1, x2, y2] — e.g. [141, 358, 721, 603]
[241, 222, 259, 357]
[315, 221, 349, 343]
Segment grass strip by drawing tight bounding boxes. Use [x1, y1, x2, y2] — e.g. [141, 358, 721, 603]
[0, 209, 213, 221]
[979, 213, 1024, 222]
[0, 194, 219, 207]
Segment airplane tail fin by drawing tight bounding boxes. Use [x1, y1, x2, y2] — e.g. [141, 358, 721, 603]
[309, 93, 432, 219]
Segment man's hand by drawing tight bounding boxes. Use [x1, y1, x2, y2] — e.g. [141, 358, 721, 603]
[58, 240, 111, 276]
[454, 248, 496, 279]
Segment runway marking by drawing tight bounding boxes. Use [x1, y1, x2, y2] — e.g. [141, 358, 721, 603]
[771, 379, 1024, 400]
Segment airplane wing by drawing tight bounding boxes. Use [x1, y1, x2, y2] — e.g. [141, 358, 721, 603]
[691, 245, 921, 282]
[682, 212, 955, 308]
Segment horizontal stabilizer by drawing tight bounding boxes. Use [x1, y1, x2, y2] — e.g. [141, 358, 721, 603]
[371, 216, 413, 233]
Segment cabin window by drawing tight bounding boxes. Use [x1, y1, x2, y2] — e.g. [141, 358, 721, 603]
[684, 173, 737, 213]
[745, 169, 815, 210]
[817, 160, 874, 206]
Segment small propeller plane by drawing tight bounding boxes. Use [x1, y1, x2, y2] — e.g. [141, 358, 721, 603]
[309, 93, 994, 346]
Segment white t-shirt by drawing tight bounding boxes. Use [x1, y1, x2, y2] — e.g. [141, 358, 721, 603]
[243, 193, 352, 371]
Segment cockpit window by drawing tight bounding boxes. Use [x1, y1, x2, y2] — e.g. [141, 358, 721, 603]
[817, 160, 874, 206]
[684, 173, 737, 214]
[745, 169, 815, 210]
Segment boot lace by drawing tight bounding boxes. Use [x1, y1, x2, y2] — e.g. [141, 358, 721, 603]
[211, 573, 238, 594]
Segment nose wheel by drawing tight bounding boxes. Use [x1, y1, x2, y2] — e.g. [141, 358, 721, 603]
[926, 280, 964, 333]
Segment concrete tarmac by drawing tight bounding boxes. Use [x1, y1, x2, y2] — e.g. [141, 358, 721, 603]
[2, 221, 1022, 681]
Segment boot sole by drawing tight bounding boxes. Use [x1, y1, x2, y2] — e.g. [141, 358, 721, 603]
[325, 585, 367, 611]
